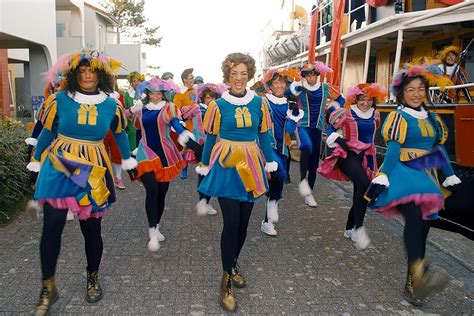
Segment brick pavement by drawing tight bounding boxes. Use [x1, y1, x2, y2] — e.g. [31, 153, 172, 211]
[0, 163, 473, 315]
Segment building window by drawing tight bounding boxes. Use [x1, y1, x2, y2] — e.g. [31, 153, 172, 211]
[56, 23, 67, 37]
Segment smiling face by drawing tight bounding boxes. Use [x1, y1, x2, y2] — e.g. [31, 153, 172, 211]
[131, 77, 141, 90]
[183, 74, 195, 89]
[445, 51, 457, 65]
[356, 95, 374, 112]
[77, 65, 99, 92]
[229, 63, 249, 95]
[269, 76, 287, 97]
[402, 78, 426, 108]
[148, 91, 163, 104]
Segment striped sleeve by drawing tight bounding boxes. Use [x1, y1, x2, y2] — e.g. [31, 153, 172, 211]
[161, 102, 183, 124]
[203, 100, 221, 135]
[374, 110, 381, 129]
[382, 111, 407, 145]
[432, 113, 448, 145]
[40, 94, 58, 131]
[259, 98, 272, 133]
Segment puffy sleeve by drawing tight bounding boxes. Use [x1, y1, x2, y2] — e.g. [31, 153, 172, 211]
[328, 107, 347, 130]
[431, 112, 448, 145]
[374, 110, 381, 129]
[110, 103, 128, 134]
[259, 98, 273, 133]
[161, 102, 183, 123]
[40, 94, 58, 132]
[203, 100, 221, 136]
[381, 111, 407, 145]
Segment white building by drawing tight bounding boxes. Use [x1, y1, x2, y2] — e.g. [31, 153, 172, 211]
[0, 0, 146, 118]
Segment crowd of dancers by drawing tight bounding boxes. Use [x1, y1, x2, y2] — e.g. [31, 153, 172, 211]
[25, 47, 462, 314]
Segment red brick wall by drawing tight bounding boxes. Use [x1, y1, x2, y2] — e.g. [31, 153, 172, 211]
[0, 49, 10, 119]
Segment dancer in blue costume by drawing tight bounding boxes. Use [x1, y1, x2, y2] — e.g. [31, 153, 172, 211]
[368, 63, 460, 305]
[260, 69, 303, 236]
[288, 62, 344, 207]
[26, 50, 137, 315]
[197, 53, 277, 312]
[318, 83, 386, 249]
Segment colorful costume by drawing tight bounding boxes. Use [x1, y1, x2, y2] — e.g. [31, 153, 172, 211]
[198, 90, 274, 202]
[124, 72, 145, 151]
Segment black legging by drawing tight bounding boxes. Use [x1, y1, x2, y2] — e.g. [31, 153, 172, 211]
[141, 172, 169, 228]
[299, 128, 322, 190]
[337, 151, 370, 230]
[218, 198, 254, 274]
[40, 203, 103, 280]
[398, 202, 431, 262]
[198, 175, 211, 202]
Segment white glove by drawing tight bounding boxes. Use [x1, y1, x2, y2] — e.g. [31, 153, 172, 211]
[130, 100, 143, 113]
[131, 148, 138, 157]
[442, 175, 461, 187]
[178, 130, 196, 146]
[372, 174, 389, 187]
[121, 157, 138, 170]
[264, 161, 278, 173]
[25, 137, 38, 147]
[26, 161, 41, 172]
[195, 165, 210, 176]
[326, 132, 341, 149]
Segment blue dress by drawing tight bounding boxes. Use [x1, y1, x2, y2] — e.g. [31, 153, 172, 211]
[198, 90, 274, 202]
[370, 107, 454, 219]
[33, 91, 131, 219]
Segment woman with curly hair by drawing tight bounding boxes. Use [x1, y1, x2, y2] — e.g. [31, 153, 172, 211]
[369, 64, 460, 305]
[318, 83, 386, 249]
[26, 49, 137, 315]
[197, 52, 277, 311]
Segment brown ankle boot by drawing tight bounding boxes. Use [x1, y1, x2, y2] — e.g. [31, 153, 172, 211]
[231, 264, 246, 288]
[220, 272, 236, 312]
[404, 259, 448, 306]
[86, 270, 103, 303]
[34, 277, 59, 316]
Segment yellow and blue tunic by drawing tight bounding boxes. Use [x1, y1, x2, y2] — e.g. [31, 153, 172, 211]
[370, 107, 454, 219]
[33, 91, 131, 220]
[198, 90, 274, 202]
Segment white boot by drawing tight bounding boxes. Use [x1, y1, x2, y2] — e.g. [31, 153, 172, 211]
[147, 227, 160, 252]
[206, 203, 217, 215]
[266, 199, 279, 223]
[156, 224, 165, 241]
[344, 228, 354, 239]
[261, 220, 277, 236]
[196, 198, 208, 216]
[66, 210, 75, 221]
[298, 178, 312, 197]
[304, 194, 318, 207]
[351, 226, 371, 250]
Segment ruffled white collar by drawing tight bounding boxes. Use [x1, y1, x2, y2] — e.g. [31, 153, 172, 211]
[68, 91, 108, 105]
[350, 104, 374, 119]
[127, 87, 136, 98]
[179, 86, 193, 94]
[266, 93, 287, 105]
[111, 91, 120, 100]
[199, 103, 208, 110]
[302, 79, 321, 91]
[145, 101, 166, 111]
[399, 106, 428, 119]
[221, 89, 256, 106]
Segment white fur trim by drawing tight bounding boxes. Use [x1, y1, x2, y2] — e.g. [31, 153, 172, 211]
[178, 130, 196, 146]
[127, 87, 136, 98]
[196, 199, 208, 216]
[326, 132, 342, 148]
[266, 93, 287, 105]
[266, 199, 279, 223]
[199, 103, 208, 110]
[67, 91, 108, 105]
[298, 178, 312, 197]
[130, 100, 143, 113]
[131, 148, 138, 156]
[442, 175, 461, 187]
[221, 90, 256, 105]
[27, 161, 41, 172]
[328, 101, 341, 111]
[121, 157, 138, 170]
[179, 86, 189, 94]
[350, 104, 374, 119]
[111, 91, 120, 100]
[290, 81, 302, 96]
[195, 165, 209, 176]
[145, 100, 166, 111]
[372, 174, 389, 187]
[264, 161, 278, 172]
[286, 109, 304, 122]
[399, 106, 428, 119]
[302, 79, 321, 91]
[25, 137, 38, 147]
